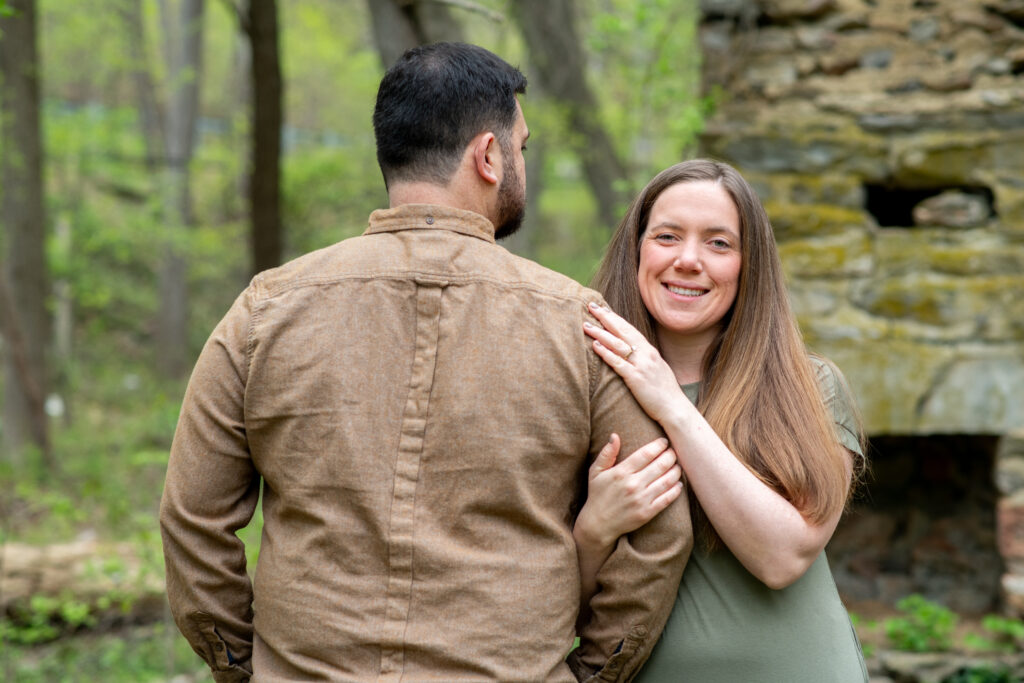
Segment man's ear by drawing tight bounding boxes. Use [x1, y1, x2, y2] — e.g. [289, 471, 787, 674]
[473, 132, 500, 185]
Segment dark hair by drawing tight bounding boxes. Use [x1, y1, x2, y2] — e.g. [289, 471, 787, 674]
[373, 42, 527, 187]
[593, 159, 865, 550]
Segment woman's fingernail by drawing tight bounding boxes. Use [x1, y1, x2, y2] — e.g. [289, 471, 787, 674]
[589, 301, 600, 309]
[583, 321, 594, 328]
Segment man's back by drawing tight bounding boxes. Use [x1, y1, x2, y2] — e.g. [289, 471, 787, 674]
[161, 205, 681, 681]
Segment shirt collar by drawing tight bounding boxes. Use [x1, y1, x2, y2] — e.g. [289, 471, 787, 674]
[365, 204, 497, 244]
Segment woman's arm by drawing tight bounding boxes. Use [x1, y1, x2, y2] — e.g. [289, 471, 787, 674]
[584, 302, 851, 589]
[573, 434, 682, 617]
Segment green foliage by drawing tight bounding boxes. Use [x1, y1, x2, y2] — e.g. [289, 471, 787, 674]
[884, 594, 958, 652]
[586, 0, 710, 185]
[2, 595, 96, 645]
[962, 615, 1024, 654]
[2, 623, 213, 682]
[941, 666, 1016, 683]
[283, 145, 385, 257]
[848, 612, 876, 658]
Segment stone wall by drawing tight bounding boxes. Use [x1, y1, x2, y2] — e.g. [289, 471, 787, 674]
[698, 0, 1024, 434]
[695, 0, 1024, 612]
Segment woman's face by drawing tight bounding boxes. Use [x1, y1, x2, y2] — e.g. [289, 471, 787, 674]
[637, 180, 742, 347]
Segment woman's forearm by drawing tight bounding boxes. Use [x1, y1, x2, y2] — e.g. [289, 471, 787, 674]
[661, 403, 845, 589]
[573, 520, 616, 626]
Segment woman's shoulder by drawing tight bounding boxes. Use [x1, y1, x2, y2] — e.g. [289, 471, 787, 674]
[808, 354, 864, 457]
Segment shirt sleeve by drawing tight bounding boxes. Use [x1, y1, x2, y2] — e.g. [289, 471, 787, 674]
[159, 287, 260, 683]
[568, 307, 694, 683]
[812, 356, 864, 458]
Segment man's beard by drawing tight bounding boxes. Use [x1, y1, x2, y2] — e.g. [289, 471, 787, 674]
[493, 148, 526, 240]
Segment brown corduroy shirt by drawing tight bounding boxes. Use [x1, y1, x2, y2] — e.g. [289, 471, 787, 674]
[160, 204, 692, 683]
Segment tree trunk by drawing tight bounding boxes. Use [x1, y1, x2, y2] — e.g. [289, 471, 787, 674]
[511, 0, 628, 234]
[248, 0, 282, 276]
[119, 0, 166, 169]
[0, 0, 50, 462]
[156, 0, 204, 378]
[365, 0, 464, 70]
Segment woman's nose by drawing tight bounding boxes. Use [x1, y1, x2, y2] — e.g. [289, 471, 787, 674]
[673, 241, 702, 272]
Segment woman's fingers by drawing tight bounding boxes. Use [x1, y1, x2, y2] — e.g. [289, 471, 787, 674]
[617, 438, 669, 474]
[591, 339, 634, 376]
[584, 321, 634, 360]
[589, 433, 621, 478]
[587, 302, 645, 348]
[650, 482, 685, 515]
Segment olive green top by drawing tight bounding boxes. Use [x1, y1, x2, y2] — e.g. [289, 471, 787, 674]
[635, 358, 868, 683]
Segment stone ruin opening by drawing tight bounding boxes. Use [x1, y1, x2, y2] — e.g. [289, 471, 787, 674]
[828, 434, 1002, 615]
[863, 183, 996, 228]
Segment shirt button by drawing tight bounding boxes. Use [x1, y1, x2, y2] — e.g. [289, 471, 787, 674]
[425, 216, 434, 224]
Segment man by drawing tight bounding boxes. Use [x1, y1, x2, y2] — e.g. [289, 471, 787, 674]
[160, 42, 691, 682]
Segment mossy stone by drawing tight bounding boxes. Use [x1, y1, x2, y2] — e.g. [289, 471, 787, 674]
[874, 228, 1024, 276]
[779, 230, 873, 277]
[819, 339, 956, 433]
[855, 273, 1024, 333]
[765, 201, 869, 240]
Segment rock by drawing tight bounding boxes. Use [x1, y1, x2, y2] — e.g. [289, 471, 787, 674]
[753, 27, 796, 52]
[917, 357, 1024, 433]
[999, 491, 1024, 562]
[881, 651, 960, 683]
[908, 17, 940, 42]
[823, 340, 956, 433]
[984, 57, 1012, 75]
[951, 8, 1007, 32]
[860, 48, 893, 69]
[761, 0, 836, 22]
[886, 79, 925, 94]
[745, 62, 798, 89]
[823, 11, 869, 31]
[858, 112, 922, 132]
[998, 430, 1024, 460]
[0, 540, 165, 619]
[764, 201, 868, 239]
[820, 53, 860, 75]
[911, 190, 991, 228]
[778, 230, 874, 277]
[873, 229, 1024, 276]
[922, 71, 974, 92]
[796, 26, 836, 49]
[984, 0, 1024, 25]
[981, 89, 1013, 106]
[1002, 572, 1024, 614]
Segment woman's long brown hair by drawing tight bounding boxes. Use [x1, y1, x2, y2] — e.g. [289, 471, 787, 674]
[593, 159, 865, 551]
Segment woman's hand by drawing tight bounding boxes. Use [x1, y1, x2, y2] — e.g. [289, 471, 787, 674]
[574, 434, 684, 553]
[584, 302, 688, 425]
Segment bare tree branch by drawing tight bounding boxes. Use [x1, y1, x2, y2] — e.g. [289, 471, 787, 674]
[426, 0, 504, 22]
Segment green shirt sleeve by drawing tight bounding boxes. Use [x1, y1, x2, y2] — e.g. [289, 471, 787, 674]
[810, 356, 863, 457]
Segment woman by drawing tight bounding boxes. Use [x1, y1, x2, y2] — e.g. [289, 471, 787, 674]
[574, 159, 868, 681]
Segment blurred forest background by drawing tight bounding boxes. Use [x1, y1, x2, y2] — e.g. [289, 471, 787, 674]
[0, 0, 707, 679]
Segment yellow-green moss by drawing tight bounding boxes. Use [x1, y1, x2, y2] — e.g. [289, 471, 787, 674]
[779, 231, 873, 277]
[765, 201, 869, 239]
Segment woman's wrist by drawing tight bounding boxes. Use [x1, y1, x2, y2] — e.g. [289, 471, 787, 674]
[659, 392, 698, 432]
[573, 510, 617, 555]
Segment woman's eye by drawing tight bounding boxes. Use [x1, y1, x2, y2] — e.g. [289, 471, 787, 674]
[710, 238, 731, 248]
